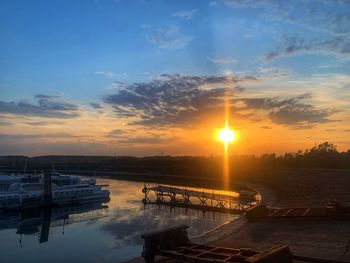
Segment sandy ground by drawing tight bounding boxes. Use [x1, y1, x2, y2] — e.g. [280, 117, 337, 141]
[124, 169, 350, 262]
[261, 169, 350, 208]
[195, 217, 350, 261]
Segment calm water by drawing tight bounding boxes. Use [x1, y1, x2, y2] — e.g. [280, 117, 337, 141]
[0, 178, 238, 263]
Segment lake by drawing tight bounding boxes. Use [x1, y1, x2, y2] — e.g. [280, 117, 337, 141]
[0, 177, 239, 263]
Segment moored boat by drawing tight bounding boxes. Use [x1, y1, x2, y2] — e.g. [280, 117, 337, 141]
[0, 182, 110, 210]
[0, 171, 96, 190]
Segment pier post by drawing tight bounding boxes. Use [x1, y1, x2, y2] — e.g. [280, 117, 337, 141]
[39, 207, 52, 243]
[43, 169, 52, 206]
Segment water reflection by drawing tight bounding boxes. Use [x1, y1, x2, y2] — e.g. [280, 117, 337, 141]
[0, 202, 109, 246]
[0, 178, 238, 263]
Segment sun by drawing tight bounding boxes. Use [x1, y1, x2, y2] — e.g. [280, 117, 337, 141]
[217, 125, 236, 144]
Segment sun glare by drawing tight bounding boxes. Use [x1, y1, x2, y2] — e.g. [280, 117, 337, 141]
[215, 122, 236, 190]
[217, 125, 236, 144]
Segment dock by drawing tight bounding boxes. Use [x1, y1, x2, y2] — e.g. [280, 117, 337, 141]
[142, 185, 259, 214]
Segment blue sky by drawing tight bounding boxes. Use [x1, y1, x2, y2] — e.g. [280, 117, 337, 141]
[0, 0, 350, 155]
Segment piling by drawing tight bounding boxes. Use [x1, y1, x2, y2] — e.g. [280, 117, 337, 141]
[39, 207, 52, 243]
[43, 169, 52, 206]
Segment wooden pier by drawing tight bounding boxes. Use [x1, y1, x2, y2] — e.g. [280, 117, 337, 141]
[142, 185, 259, 214]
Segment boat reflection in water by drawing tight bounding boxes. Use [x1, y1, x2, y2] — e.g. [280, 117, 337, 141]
[0, 178, 238, 263]
[0, 200, 109, 246]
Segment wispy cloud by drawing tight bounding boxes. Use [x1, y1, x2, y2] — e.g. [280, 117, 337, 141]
[106, 128, 135, 138]
[90, 102, 103, 109]
[24, 121, 65, 126]
[102, 74, 340, 130]
[172, 9, 196, 20]
[223, 0, 270, 8]
[0, 133, 84, 140]
[267, 96, 339, 128]
[103, 74, 250, 126]
[265, 36, 350, 61]
[221, 0, 350, 36]
[233, 93, 339, 128]
[0, 120, 12, 126]
[95, 71, 127, 79]
[149, 26, 193, 49]
[117, 137, 173, 145]
[209, 56, 237, 65]
[220, 0, 350, 61]
[140, 23, 150, 29]
[0, 95, 80, 118]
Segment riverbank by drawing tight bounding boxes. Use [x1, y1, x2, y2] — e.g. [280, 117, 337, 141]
[124, 168, 350, 262]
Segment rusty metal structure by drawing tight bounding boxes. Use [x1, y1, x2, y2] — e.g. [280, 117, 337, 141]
[141, 225, 293, 263]
[141, 225, 350, 263]
[246, 201, 350, 221]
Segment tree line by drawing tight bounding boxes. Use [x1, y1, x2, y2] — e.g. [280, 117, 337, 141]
[0, 142, 349, 175]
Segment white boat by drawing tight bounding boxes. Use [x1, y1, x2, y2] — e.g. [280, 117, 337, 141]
[0, 182, 110, 209]
[0, 174, 42, 190]
[0, 175, 22, 190]
[50, 170, 96, 186]
[0, 171, 96, 190]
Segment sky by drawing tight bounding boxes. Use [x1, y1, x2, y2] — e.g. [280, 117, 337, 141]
[0, 0, 350, 156]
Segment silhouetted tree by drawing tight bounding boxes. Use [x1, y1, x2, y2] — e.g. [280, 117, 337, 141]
[0, 142, 349, 174]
